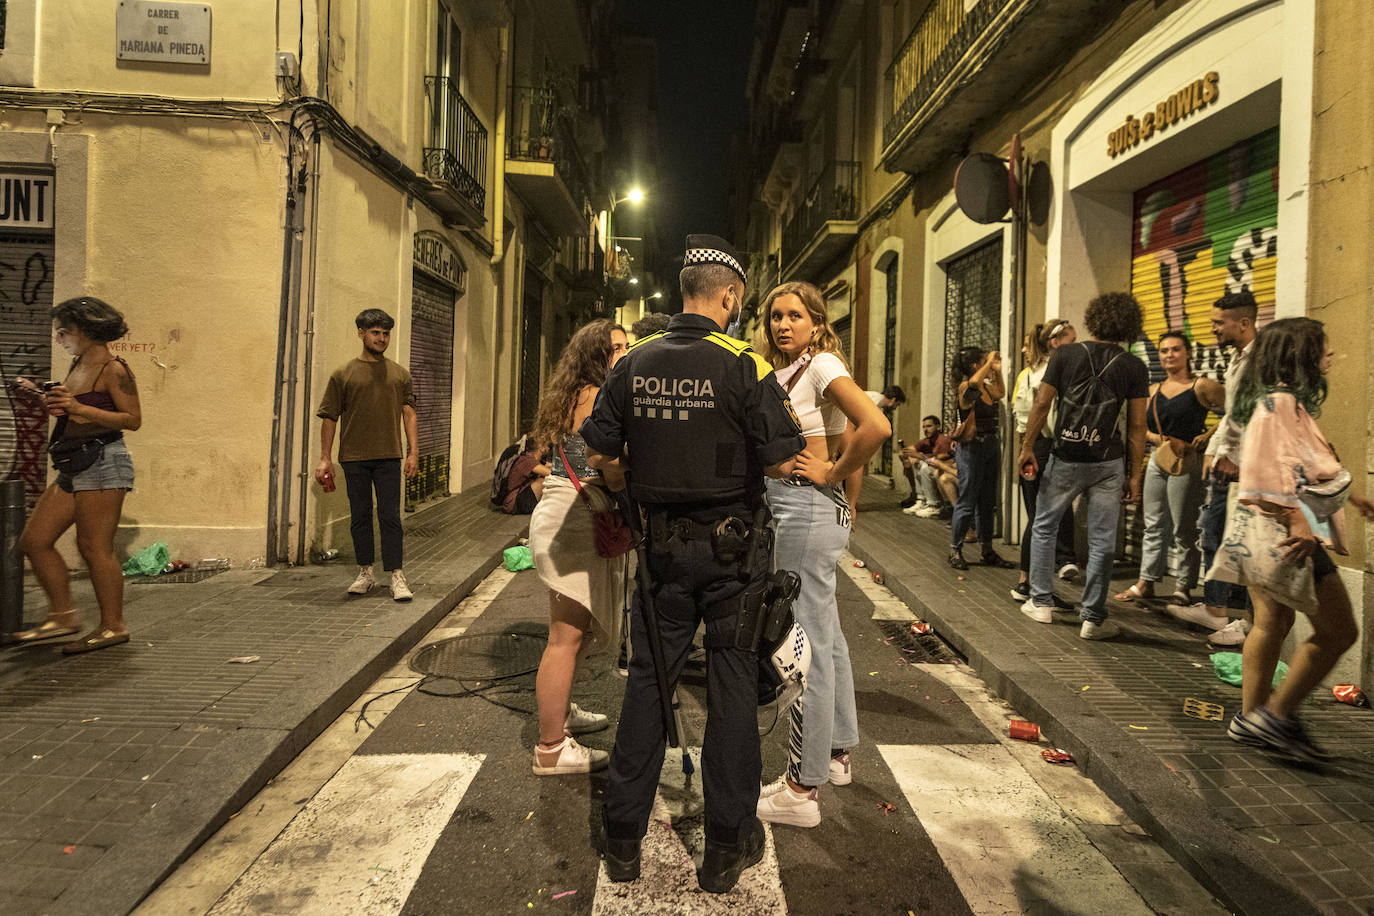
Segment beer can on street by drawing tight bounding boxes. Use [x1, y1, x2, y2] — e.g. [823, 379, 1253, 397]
[1008, 720, 1040, 741]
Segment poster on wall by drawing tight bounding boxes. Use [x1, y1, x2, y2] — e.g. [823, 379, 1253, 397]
[1129, 126, 1279, 380]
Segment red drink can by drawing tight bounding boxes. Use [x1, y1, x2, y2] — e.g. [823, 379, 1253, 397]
[1009, 720, 1040, 741]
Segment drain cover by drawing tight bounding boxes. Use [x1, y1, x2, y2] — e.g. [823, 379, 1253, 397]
[877, 620, 959, 664]
[410, 631, 546, 682]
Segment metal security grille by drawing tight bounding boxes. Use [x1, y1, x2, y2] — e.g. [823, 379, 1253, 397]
[833, 314, 852, 368]
[881, 258, 899, 476]
[518, 266, 544, 433]
[941, 238, 1002, 428]
[407, 272, 455, 508]
[0, 230, 56, 506]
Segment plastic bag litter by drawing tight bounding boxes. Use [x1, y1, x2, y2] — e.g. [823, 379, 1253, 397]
[122, 542, 171, 577]
[503, 545, 534, 572]
[1212, 651, 1287, 689]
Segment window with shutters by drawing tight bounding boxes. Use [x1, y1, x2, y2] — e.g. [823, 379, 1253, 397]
[941, 238, 1002, 428]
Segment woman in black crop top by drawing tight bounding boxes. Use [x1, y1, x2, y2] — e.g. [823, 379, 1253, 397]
[1115, 331, 1224, 610]
[948, 347, 1014, 571]
[11, 297, 141, 654]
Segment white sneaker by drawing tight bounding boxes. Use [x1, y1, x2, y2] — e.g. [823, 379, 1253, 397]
[828, 753, 852, 786]
[1166, 601, 1226, 631]
[1057, 563, 1081, 582]
[347, 566, 374, 595]
[1020, 599, 1053, 624]
[1080, 619, 1121, 640]
[564, 702, 608, 735]
[532, 735, 608, 775]
[756, 777, 821, 827]
[915, 506, 942, 518]
[1208, 618, 1250, 647]
[901, 504, 922, 515]
[390, 569, 413, 602]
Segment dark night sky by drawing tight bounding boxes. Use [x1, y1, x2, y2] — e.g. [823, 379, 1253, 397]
[615, 0, 757, 270]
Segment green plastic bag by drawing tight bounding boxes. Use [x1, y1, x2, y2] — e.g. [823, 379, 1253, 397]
[122, 541, 170, 577]
[502, 545, 534, 572]
[1212, 651, 1287, 689]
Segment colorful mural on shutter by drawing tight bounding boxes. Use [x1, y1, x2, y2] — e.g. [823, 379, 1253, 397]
[1129, 126, 1279, 380]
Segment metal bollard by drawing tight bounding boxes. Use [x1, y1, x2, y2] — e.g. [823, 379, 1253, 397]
[1, 479, 25, 639]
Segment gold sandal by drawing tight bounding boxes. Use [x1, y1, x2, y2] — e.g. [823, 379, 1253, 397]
[13, 611, 81, 644]
[61, 628, 130, 655]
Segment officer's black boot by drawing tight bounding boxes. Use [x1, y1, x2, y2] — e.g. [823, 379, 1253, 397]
[697, 816, 765, 894]
[601, 815, 642, 883]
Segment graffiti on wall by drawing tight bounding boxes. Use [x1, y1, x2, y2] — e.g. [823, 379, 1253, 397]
[0, 235, 55, 504]
[1130, 127, 1279, 379]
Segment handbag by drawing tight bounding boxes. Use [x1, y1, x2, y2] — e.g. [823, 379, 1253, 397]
[49, 433, 118, 475]
[558, 444, 632, 558]
[1149, 392, 1192, 476]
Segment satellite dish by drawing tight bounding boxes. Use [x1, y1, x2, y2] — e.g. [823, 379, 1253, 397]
[1027, 160, 1053, 226]
[954, 152, 1010, 224]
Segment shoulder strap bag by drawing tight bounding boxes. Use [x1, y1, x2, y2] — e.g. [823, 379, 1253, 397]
[558, 444, 632, 558]
[1150, 387, 1194, 476]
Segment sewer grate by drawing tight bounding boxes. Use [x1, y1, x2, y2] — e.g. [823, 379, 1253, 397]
[128, 569, 227, 586]
[407, 525, 442, 538]
[877, 620, 960, 664]
[410, 631, 546, 683]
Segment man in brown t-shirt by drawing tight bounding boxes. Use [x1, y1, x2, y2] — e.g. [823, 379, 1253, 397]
[315, 309, 419, 601]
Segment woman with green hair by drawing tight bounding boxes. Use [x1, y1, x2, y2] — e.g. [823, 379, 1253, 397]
[1214, 317, 1374, 764]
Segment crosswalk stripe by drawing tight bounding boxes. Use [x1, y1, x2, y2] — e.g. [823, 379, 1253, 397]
[209, 753, 484, 915]
[591, 747, 787, 914]
[878, 743, 1154, 916]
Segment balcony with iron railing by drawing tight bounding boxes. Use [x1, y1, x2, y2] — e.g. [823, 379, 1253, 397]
[782, 161, 860, 282]
[422, 75, 488, 227]
[880, 0, 1111, 174]
[506, 85, 591, 237]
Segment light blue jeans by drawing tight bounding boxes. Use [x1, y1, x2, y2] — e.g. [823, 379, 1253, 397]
[1030, 456, 1124, 624]
[766, 478, 859, 787]
[1138, 457, 1205, 591]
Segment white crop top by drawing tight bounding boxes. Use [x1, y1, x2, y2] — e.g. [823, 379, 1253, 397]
[775, 351, 849, 438]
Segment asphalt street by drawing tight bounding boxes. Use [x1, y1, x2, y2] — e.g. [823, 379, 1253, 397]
[142, 554, 1226, 916]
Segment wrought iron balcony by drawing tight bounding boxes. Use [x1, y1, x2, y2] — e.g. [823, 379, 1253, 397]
[423, 76, 488, 226]
[782, 161, 860, 280]
[506, 85, 591, 237]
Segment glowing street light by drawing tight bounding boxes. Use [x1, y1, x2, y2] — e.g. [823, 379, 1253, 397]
[649, 291, 663, 300]
[625, 187, 645, 205]
[629, 277, 639, 286]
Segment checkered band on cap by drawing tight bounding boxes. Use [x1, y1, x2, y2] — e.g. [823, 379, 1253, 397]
[684, 247, 746, 283]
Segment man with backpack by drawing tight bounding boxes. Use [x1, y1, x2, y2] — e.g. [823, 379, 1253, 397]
[1015, 293, 1149, 639]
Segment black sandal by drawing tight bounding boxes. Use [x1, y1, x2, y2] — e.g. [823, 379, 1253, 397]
[947, 551, 969, 571]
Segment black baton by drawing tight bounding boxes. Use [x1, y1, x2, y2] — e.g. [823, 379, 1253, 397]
[620, 491, 680, 748]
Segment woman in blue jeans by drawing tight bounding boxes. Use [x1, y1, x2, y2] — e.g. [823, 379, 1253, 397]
[949, 347, 1014, 570]
[753, 281, 889, 828]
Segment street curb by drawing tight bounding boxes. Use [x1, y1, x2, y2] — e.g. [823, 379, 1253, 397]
[847, 540, 1322, 916]
[55, 530, 525, 916]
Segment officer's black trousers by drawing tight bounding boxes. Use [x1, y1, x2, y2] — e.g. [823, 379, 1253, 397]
[604, 534, 763, 846]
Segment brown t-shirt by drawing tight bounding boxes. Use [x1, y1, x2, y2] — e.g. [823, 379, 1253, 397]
[317, 357, 416, 462]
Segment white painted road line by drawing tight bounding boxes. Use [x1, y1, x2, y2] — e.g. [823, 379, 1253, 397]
[878, 743, 1154, 916]
[209, 753, 484, 916]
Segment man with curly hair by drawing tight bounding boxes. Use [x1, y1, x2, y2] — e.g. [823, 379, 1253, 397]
[1015, 292, 1149, 639]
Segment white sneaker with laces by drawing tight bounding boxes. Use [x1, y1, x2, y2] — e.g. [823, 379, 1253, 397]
[1057, 563, 1081, 581]
[1020, 599, 1053, 624]
[828, 753, 852, 786]
[347, 566, 374, 595]
[914, 506, 942, 518]
[1080, 619, 1121, 640]
[532, 735, 608, 775]
[756, 777, 821, 827]
[1208, 618, 1250, 647]
[1166, 601, 1226, 631]
[564, 702, 609, 735]
[901, 504, 922, 515]
[390, 569, 413, 602]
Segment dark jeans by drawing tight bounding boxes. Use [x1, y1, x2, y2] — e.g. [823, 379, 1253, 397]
[605, 523, 763, 845]
[951, 435, 999, 552]
[341, 458, 403, 570]
[1200, 476, 1250, 610]
[1020, 435, 1076, 573]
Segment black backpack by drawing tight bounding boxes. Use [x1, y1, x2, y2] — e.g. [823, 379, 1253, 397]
[1052, 343, 1127, 462]
[490, 434, 536, 509]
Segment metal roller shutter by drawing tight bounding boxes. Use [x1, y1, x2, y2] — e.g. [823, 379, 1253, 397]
[0, 231, 56, 505]
[407, 271, 455, 508]
[942, 237, 1003, 428]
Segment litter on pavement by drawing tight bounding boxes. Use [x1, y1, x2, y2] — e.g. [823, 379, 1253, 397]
[1041, 748, 1074, 765]
[227, 655, 261, 664]
[1008, 720, 1039, 741]
[1213, 651, 1287, 688]
[853, 559, 865, 568]
[503, 545, 534, 571]
[1333, 684, 1369, 707]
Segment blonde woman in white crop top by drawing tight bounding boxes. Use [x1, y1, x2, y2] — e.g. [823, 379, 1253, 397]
[751, 281, 890, 828]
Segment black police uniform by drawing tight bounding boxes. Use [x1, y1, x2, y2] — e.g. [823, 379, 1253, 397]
[580, 311, 804, 852]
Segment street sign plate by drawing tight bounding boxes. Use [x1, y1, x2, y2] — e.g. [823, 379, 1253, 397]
[116, 1, 211, 65]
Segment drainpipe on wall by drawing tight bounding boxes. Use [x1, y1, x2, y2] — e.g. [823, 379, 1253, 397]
[296, 128, 324, 565]
[490, 23, 511, 447]
[267, 143, 307, 567]
[276, 144, 310, 566]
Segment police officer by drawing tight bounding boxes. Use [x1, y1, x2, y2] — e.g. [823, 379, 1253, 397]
[581, 234, 805, 893]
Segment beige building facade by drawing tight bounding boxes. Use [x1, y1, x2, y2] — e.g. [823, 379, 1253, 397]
[0, 0, 617, 568]
[738, 0, 1374, 686]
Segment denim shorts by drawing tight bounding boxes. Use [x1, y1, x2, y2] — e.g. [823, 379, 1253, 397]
[57, 438, 135, 494]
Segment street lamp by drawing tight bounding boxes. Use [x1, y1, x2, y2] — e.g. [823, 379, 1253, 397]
[649, 291, 663, 300]
[629, 277, 639, 285]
